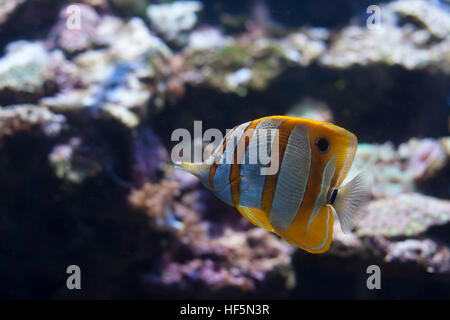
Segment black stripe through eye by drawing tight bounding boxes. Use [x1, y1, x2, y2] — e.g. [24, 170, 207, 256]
[315, 138, 329, 153]
[330, 189, 338, 205]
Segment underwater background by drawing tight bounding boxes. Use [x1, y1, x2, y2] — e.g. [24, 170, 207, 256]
[0, 0, 449, 299]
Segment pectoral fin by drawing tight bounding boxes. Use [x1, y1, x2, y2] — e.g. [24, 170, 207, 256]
[334, 173, 370, 233]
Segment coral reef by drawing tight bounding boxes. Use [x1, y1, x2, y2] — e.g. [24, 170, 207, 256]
[321, 0, 450, 72]
[128, 180, 182, 231]
[181, 29, 326, 95]
[322, 193, 450, 280]
[147, 1, 203, 47]
[357, 193, 450, 238]
[41, 13, 179, 125]
[0, 0, 448, 299]
[0, 41, 64, 103]
[129, 179, 294, 298]
[352, 137, 449, 198]
[388, 0, 450, 40]
[49, 137, 103, 184]
[0, 104, 66, 144]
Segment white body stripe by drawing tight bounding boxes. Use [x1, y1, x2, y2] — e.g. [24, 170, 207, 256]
[212, 164, 233, 206]
[305, 155, 336, 234]
[212, 121, 252, 206]
[239, 118, 284, 210]
[269, 124, 311, 231]
[223, 121, 252, 164]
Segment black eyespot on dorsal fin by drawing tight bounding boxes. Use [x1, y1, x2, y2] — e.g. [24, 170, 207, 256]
[330, 188, 338, 205]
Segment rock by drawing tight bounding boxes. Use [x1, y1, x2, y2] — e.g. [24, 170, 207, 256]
[0, 40, 80, 106]
[128, 180, 182, 231]
[321, 0, 450, 72]
[284, 32, 327, 65]
[167, 168, 199, 191]
[0, 0, 24, 26]
[352, 138, 449, 199]
[147, 226, 294, 298]
[388, 0, 450, 40]
[321, 24, 430, 70]
[353, 142, 414, 198]
[225, 68, 253, 91]
[399, 138, 448, 180]
[187, 27, 233, 51]
[320, 193, 450, 280]
[131, 128, 169, 186]
[0, 0, 449, 300]
[0, 41, 56, 100]
[49, 137, 102, 184]
[285, 98, 333, 123]
[0, 104, 66, 144]
[128, 175, 295, 298]
[40, 87, 101, 111]
[384, 239, 450, 276]
[49, 4, 102, 54]
[147, 1, 203, 47]
[441, 137, 450, 156]
[356, 193, 450, 238]
[102, 104, 140, 128]
[42, 17, 174, 123]
[97, 16, 173, 63]
[80, 0, 108, 8]
[182, 30, 325, 95]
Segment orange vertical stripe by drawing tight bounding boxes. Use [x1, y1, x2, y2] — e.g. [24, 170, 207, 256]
[230, 120, 259, 206]
[209, 126, 236, 189]
[260, 119, 297, 213]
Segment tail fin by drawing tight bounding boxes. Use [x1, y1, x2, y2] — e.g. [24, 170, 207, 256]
[334, 173, 370, 233]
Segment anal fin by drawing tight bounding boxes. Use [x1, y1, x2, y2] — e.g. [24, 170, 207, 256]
[280, 205, 334, 254]
[237, 206, 274, 232]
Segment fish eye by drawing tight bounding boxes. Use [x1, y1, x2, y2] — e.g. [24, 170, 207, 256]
[315, 138, 329, 153]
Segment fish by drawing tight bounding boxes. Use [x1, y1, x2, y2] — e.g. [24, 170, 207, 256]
[175, 116, 369, 254]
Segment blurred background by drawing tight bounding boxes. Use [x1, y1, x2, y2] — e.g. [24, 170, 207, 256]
[0, 0, 449, 299]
